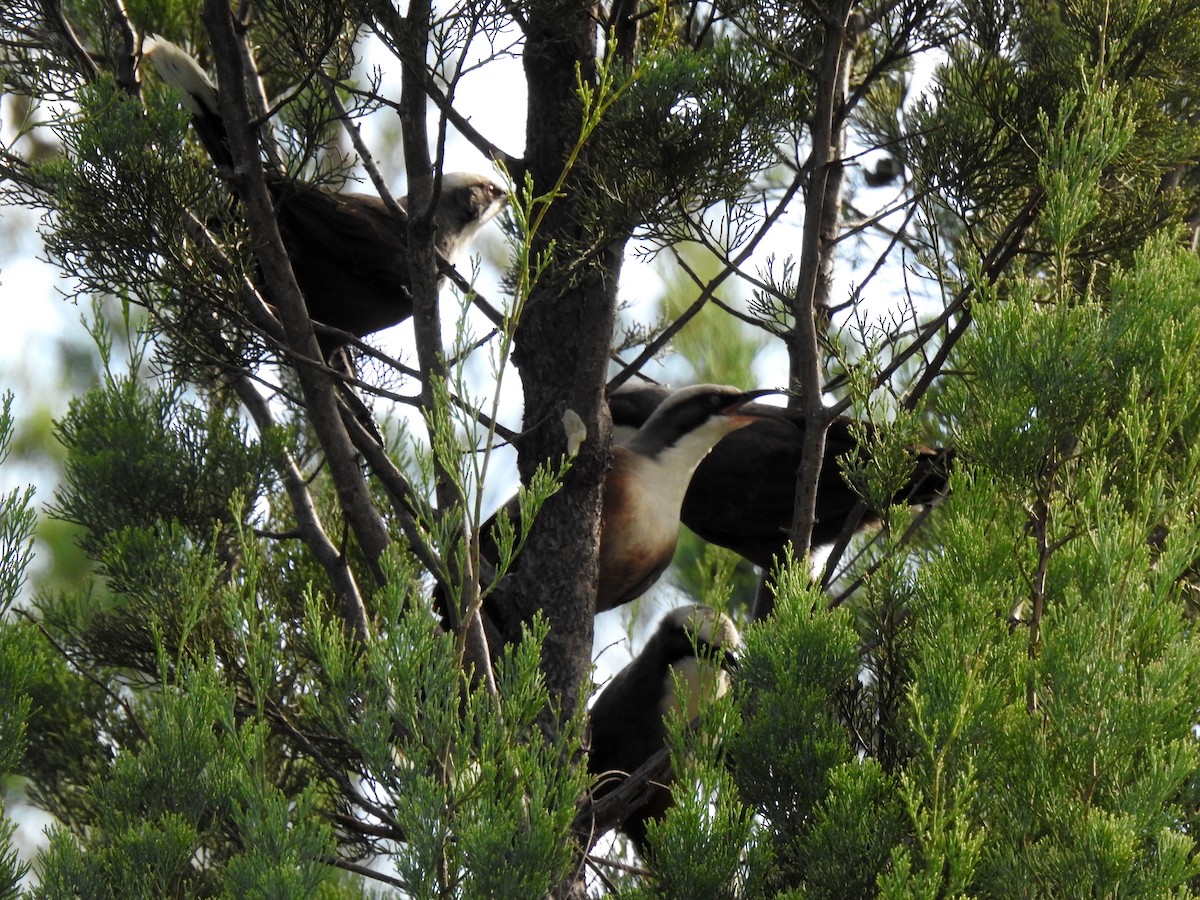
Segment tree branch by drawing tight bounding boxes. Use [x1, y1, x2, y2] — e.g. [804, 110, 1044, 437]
[201, 0, 391, 597]
[609, 175, 804, 390]
[233, 376, 371, 643]
[761, 5, 865, 621]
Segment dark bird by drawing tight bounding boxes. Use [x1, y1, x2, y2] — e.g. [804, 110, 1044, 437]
[588, 604, 740, 854]
[608, 379, 672, 445]
[608, 382, 953, 568]
[863, 154, 903, 187]
[142, 36, 507, 343]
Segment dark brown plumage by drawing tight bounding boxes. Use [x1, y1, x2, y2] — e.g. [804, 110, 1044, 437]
[268, 174, 506, 339]
[143, 36, 506, 344]
[588, 604, 739, 854]
[608, 382, 953, 568]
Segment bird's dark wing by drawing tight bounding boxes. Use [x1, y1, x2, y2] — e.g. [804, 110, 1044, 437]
[588, 661, 668, 787]
[272, 185, 414, 337]
[681, 416, 808, 567]
[681, 414, 879, 567]
[683, 413, 951, 567]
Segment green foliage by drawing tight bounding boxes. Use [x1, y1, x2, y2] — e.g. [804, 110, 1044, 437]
[726, 568, 901, 895]
[18, 621, 137, 832]
[1036, 85, 1133, 270]
[300, 580, 587, 898]
[0, 393, 36, 892]
[51, 370, 272, 557]
[897, 234, 1200, 897]
[34, 75, 265, 382]
[793, 760, 904, 900]
[839, 411, 930, 522]
[21, 426, 586, 899]
[39, 77, 231, 304]
[693, 226, 1200, 897]
[9, 0, 1200, 896]
[903, 0, 1200, 272]
[33, 366, 276, 678]
[30, 664, 336, 899]
[0, 396, 37, 622]
[945, 288, 1112, 483]
[0, 813, 26, 900]
[641, 755, 765, 900]
[587, 40, 799, 241]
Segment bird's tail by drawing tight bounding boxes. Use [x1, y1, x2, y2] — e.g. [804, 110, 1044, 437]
[900, 446, 955, 508]
[142, 34, 232, 171]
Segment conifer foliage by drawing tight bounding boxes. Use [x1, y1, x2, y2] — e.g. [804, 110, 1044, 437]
[4, 1, 1200, 896]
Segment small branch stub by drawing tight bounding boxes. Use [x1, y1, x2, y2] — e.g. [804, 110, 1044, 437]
[562, 409, 587, 457]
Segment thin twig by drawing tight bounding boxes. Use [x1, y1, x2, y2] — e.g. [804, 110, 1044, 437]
[234, 375, 371, 643]
[17, 609, 149, 742]
[609, 175, 804, 390]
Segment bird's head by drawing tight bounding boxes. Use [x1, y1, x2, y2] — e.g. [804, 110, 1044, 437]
[608, 379, 672, 443]
[662, 603, 740, 668]
[625, 383, 780, 459]
[656, 604, 741, 720]
[433, 172, 508, 261]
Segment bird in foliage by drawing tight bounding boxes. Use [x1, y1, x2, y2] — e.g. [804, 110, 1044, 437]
[595, 384, 778, 610]
[142, 35, 507, 346]
[588, 604, 740, 854]
[608, 381, 953, 568]
[469, 385, 774, 645]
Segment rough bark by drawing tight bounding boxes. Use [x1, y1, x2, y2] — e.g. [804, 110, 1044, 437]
[509, 1, 623, 724]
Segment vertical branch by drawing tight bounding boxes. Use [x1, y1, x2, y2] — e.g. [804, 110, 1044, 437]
[1022, 447, 1075, 714]
[393, 0, 494, 684]
[233, 377, 370, 644]
[104, 0, 138, 96]
[397, 0, 443, 400]
[199, 0, 391, 593]
[503, 4, 628, 769]
[758, 4, 865, 620]
[789, 7, 865, 391]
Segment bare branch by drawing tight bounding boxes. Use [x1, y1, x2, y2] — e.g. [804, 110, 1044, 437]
[201, 0, 392, 592]
[609, 176, 804, 390]
[760, 5, 866, 621]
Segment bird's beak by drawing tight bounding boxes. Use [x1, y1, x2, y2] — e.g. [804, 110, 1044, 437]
[720, 388, 785, 420]
[696, 644, 739, 673]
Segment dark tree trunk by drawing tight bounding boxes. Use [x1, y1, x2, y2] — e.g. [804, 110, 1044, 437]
[509, 2, 624, 724]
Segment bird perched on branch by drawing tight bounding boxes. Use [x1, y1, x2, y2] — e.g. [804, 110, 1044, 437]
[608, 381, 953, 568]
[142, 35, 506, 344]
[596, 384, 777, 610]
[588, 604, 740, 854]
[472, 385, 773, 643]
